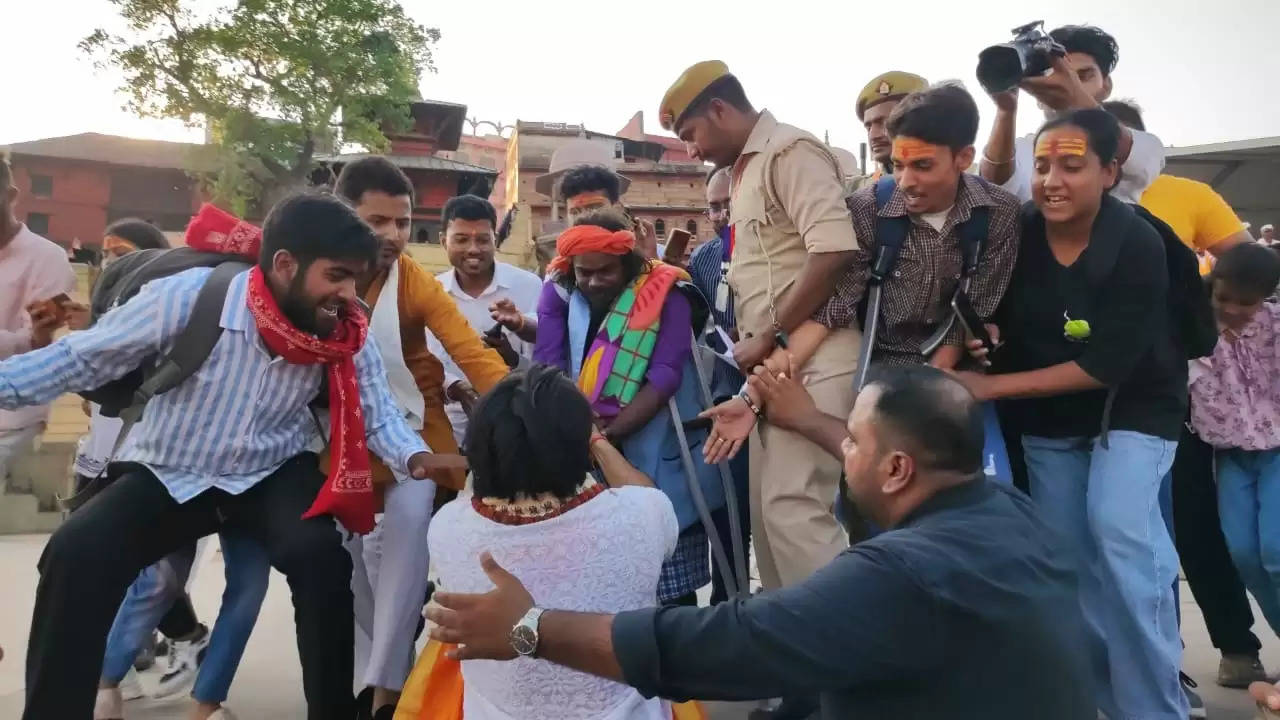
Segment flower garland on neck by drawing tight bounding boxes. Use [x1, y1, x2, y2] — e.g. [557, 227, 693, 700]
[472, 476, 605, 526]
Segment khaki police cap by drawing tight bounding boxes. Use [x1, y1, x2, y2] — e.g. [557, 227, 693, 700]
[856, 71, 928, 121]
[659, 60, 732, 132]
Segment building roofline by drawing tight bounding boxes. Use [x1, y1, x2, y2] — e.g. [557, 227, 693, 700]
[1165, 136, 1280, 158]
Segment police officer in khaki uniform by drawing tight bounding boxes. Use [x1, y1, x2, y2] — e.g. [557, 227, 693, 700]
[659, 61, 859, 594]
[851, 71, 929, 191]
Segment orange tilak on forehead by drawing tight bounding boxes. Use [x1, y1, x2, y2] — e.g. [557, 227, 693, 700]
[103, 235, 138, 254]
[567, 192, 610, 211]
[1034, 135, 1089, 159]
[891, 137, 941, 162]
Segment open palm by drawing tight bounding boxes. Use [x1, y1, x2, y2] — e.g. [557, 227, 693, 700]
[699, 397, 756, 464]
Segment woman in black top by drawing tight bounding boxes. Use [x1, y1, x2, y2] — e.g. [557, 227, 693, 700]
[956, 109, 1187, 720]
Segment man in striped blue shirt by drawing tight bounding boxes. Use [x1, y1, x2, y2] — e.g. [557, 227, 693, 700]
[1, 194, 448, 720]
[687, 167, 751, 605]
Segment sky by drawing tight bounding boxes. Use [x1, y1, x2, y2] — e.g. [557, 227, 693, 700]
[3, 0, 1278, 158]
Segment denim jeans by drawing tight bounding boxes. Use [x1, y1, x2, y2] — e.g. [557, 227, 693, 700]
[1023, 431, 1185, 720]
[100, 531, 270, 703]
[1216, 447, 1280, 637]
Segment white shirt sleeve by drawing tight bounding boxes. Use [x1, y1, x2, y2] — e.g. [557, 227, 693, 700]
[1110, 128, 1165, 203]
[1000, 135, 1036, 203]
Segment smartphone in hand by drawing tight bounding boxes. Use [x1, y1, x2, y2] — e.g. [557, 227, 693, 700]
[39, 293, 73, 325]
[662, 228, 693, 266]
[952, 291, 994, 353]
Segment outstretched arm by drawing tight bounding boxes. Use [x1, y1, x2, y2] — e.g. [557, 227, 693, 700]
[0, 272, 192, 409]
[429, 546, 935, 703]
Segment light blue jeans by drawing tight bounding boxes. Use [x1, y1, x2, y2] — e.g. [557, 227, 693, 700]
[1216, 447, 1280, 637]
[1023, 431, 1185, 720]
[101, 532, 270, 703]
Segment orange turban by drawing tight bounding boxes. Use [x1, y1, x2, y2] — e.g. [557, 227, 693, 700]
[184, 203, 263, 260]
[547, 225, 636, 275]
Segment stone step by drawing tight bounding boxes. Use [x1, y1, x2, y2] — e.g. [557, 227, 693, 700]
[0, 490, 62, 535]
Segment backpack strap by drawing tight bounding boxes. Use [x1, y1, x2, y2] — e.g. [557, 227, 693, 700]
[107, 261, 251, 465]
[870, 178, 910, 285]
[853, 178, 909, 390]
[956, 206, 990, 282]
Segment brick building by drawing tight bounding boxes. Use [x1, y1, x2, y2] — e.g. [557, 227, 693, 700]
[317, 99, 498, 250]
[467, 113, 710, 269]
[5, 133, 214, 250]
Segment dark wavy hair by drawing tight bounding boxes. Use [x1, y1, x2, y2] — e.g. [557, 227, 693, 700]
[1212, 242, 1280, 301]
[1050, 25, 1120, 77]
[559, 165, 623, 204]
[104, 218, 170, 250]
[466, 365, 594, 501]
[886, 82, 980, 152]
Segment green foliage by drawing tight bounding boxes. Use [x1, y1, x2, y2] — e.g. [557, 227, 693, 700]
[82, 0, 438, 213]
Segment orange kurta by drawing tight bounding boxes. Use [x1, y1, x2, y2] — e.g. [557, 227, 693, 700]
[322, 254, 509, 493]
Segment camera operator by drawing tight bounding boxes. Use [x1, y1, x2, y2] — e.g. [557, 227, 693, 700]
[980, 25, 1164, 204]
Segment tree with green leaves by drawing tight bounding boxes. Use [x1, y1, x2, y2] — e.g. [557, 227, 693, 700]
[82, 0, 438, 215]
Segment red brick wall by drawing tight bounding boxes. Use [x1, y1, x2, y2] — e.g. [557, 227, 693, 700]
[11, 159, 111, 247]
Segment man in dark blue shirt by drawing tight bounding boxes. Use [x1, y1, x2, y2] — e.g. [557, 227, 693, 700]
[426, 363, 1097, 719]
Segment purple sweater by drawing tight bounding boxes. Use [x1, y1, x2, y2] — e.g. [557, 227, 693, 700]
[533, 280, 691, 418]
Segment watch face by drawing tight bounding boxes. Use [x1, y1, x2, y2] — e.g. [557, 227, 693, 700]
[510, 624, 538, 656]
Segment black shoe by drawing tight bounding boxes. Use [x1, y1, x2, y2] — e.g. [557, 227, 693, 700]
[373, 705, 395, 720]
[355, 687, 375, 720]
[132, 633, 157, 672]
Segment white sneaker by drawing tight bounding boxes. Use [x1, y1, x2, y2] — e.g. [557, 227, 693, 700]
[118, 667, 145, 701]
[93, 687, 123, 720]
[152, 625, 210, 699]
[208, 707, 240, 720]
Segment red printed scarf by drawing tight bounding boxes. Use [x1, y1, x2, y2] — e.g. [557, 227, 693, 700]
[245, 266, 377, 533]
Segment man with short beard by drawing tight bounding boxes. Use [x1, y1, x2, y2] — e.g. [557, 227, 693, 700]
[3, 193, 459, 720]
[334, 157, 509, 719]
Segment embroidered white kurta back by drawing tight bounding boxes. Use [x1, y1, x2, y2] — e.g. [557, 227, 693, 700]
[428, 486, 679, 720]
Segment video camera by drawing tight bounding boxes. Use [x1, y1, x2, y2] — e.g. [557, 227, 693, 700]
[976, 20, 1066, 94]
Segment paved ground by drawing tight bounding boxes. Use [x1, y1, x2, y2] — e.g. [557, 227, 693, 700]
[0, 531, 1273, 719]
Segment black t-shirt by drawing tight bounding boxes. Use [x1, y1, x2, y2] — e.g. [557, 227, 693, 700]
[995, 197, 1187, 441]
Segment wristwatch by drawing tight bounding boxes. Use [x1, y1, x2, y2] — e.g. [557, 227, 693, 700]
[509, 607, 546, 657]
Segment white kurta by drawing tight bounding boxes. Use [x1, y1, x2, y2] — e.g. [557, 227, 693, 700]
[429, 486, 680, 720]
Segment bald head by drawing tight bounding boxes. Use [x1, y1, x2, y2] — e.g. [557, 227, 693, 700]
[706, 168, 731, 202]
[862, 365, 984, 476]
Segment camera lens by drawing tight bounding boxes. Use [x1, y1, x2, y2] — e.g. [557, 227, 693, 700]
[976, 45, 1025, 94]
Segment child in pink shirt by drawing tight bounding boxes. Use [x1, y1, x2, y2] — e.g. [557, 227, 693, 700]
[1190, 242, 1280, 636]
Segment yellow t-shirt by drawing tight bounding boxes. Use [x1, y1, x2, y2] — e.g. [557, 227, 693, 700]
[1140, 175, 1244, 253]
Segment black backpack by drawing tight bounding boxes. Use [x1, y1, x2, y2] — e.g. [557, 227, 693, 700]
[1130, 204, 1218, 359]
[82, 247, 252, 418]
[81, 246, 251, 434]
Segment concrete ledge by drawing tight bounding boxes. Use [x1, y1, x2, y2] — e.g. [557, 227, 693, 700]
[0, 492, 61, 534]
[7, 439, 76, 513]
